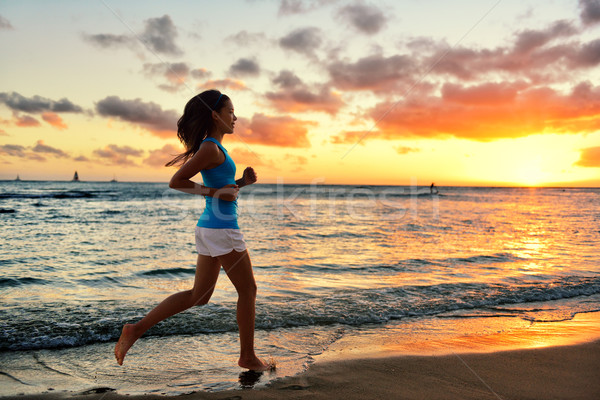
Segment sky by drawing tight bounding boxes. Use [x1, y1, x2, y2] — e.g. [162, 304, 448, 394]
[0, 0, 599, 186]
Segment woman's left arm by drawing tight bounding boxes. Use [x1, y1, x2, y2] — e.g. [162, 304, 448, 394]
[236, 166, 257, 188]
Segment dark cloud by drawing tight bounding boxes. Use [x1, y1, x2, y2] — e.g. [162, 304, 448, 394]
[421, 20, 597, 82]
[83, 33, 133, 49]
[279, 27, 322, 56]
[74, 155, 90, 162]
[225, 30, 269, 46]
[235, 114, 314, 147]
[0, 141, 69, 161]
[141, 15, 182, 56]
[143, 62, 191, 92]
[327, 54, 414, 92]
[273, 70, 303, 89]
[0, 92, 83, 113]
[228, 58, 260, 77]
[278, 0, 338, 15]
[266, 71, 343, 114]
[336, 3, 387, 35]
[143, 63, 213, 92]
[95, 96, 178, 137]
[573, 38, 600, 67]
[191, 68, 211, 80]
[0, 144, 27, 157]
[83, 14, 182, 56]
[513, 20, 578, 54]
[575, 146, 600, 167]
[265, 86, 343, 115]
[31, 140, 69, 158]
[0, 15, 14, 30]
[427, 41, 587, 82]
[93, 144, 144, 166]
[143, 62, 189, 77]
[579, 0, 600, 25]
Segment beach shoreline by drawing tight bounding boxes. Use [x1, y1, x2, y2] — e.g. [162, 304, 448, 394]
[3, 311, 599, 400]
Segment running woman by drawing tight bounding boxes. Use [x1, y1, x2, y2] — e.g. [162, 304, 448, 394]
[114, 90, 271, 371]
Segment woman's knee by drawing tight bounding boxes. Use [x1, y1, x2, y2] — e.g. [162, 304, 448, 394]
[191, 288, 213, 306]
[237, 281, 257, 299]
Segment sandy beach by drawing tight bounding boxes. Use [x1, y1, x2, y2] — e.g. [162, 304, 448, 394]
[3, 312, 599, 400]
[3, 340, 599, 400]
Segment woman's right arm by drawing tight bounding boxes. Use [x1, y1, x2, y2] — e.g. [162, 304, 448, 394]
[168, 142, 238, 201]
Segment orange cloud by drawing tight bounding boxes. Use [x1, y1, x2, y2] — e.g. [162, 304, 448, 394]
[14, 114, 40, 127]
[144, 143, 183, 167]
[334, 81, 600, 142]
[441, 82, 526, 106]
[283, 153, 308, 172]
[395, 146, 420, 154]
[265, 86, 343, 115]
[575, 146, 600, 167]
[41, 112, 68, 130]
[197, 79, 247, 91]
[265, 69, 344, 114]
[331, 130, 370, 145]
[235, 113, 314, 147]
[228, 146, 272, 168]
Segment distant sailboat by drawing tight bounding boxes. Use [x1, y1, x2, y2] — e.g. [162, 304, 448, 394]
[110, 174, 118, 183]
[15, 174, 21, 181]
[72, 171, 80, 182]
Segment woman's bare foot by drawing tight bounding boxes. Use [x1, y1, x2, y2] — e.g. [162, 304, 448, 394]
[238, 356, 274, 372]
[114, 324, 139, 365]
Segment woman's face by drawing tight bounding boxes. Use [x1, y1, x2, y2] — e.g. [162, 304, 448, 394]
[214, 99, 237, 134]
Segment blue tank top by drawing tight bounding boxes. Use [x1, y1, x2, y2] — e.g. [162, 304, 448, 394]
[197, 137, 239, 229]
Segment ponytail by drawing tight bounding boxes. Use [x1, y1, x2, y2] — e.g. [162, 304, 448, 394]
[165, 90, 230, 167]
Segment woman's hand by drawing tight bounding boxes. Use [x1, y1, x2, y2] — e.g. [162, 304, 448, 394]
[242, 167, 257, 186]
[214, 184, 239, 201]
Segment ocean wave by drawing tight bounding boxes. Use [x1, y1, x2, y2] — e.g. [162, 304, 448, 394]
[441, 252, 523, 265]
[0, 277, 50, 288]
[1, 275, 598, 351]
[137, 267, 196, 277]
[0, 189, 121, 200]
[279, 253, 522, 274]
[0, 190, 95, 199]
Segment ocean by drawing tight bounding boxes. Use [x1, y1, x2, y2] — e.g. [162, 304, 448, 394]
[1, 181, 599, 395]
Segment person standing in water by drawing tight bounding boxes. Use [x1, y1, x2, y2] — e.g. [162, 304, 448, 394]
[430, 182, 439, 195]
[114, 90, 271, 371]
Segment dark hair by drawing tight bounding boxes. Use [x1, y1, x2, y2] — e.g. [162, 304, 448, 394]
[165, 89, 230, 167]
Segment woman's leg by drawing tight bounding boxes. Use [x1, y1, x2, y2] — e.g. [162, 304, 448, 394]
[217, 249, 270, 371]
[115, 254, 221, 365]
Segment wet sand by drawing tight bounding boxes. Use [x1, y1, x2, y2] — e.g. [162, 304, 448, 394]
[2, 339, 599, 400]
[3, 312, 600, 400]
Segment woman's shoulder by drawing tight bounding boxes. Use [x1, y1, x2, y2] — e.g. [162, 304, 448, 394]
[195, 139, 225, 167]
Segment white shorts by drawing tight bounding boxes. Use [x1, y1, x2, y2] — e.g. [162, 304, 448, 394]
[195, 227, 247, 257]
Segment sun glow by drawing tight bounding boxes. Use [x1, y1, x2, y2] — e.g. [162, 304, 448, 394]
[514, 156, 547, 186]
